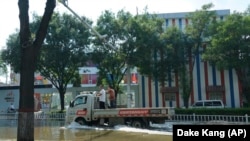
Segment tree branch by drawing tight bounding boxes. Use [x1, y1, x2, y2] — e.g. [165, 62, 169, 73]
[33, 0, 56, 56]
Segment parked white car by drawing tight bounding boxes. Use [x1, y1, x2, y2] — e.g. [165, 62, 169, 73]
[191, 100, 225, 108]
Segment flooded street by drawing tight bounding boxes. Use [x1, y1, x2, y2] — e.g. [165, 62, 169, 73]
[0, 120, 173, 141]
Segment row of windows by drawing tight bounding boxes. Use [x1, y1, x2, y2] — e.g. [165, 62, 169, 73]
[165, 16, 224, 30]
[81, 73, 138, 85]
[164, 92, 224, 101]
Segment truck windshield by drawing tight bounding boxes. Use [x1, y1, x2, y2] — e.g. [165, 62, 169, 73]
[73, 96, 87, 107]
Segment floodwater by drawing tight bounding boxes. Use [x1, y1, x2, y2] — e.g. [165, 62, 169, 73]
[0, 119, 173, 141]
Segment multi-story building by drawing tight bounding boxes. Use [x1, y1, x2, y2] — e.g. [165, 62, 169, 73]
[0, 9, 242, 111]
[137, 9, 243, 108]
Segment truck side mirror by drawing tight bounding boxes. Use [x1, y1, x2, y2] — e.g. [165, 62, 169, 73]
[69, 100, 74, 107]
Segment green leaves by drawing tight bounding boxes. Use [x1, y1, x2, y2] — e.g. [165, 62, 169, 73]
[38, 12, 92, 87]
[202, 9, 250, 105]
[203, 12, 250, 69]
[1, 33, 20, 73]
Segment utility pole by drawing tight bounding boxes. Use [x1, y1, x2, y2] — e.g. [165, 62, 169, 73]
[126, 65, 131, 108]
[58, 0, 114, 49]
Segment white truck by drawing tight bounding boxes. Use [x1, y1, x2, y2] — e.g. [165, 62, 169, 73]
[65, 92, 175, 128]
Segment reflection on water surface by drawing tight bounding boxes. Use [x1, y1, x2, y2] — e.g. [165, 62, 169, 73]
[0, 120, 172, 141]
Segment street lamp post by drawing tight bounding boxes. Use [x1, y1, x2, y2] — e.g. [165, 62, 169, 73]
[58, 0, 115, 50]
[126, 65, 131, 108]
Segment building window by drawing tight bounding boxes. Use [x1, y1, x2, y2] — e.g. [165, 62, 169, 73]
[209, 92, 223, 100]
[165, 93, 176, 101]
[185, 19, 188, 25]
[165, 19, 169, 27]
[172, 19, 175, 26]
[81, 74, 97, 84]
[220, 16, 223, 21]
[178, 18, 182, 30]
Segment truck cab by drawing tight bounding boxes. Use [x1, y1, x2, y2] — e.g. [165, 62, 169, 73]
[66, 92, 99, 125]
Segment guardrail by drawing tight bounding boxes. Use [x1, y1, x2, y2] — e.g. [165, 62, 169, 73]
[0, 112, 65, 120]
[1, 112, 249, 124]
[34, 112, 65, 120]
[169, 114, 250, 124]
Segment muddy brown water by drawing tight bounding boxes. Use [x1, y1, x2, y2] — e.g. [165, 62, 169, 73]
[0, 120, 172, 141]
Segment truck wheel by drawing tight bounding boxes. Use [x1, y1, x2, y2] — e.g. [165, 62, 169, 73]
[131, 120, 145, 128]
[75, 118, 86, 125]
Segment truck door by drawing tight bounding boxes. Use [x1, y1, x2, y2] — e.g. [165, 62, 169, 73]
[70, 95, 91, 122]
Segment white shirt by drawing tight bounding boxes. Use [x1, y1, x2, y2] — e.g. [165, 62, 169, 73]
[10, 104, 15, 109]
[99, 89, 106, 102]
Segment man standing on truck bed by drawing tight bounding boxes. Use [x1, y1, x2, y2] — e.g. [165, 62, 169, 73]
[107, 85, 116, 108]
[97, 84, 106, 109]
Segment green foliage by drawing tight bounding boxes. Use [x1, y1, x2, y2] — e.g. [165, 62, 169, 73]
[175, 3, 216, 107]
[186, 3, 216, 44]
[185, 3, 216, 66]
[203, 12, 250, 69]
[202, 11, 250, 104]
[2, 12, 92, 111]
[92, 9, 172, 95]
[91, 4, 218, 105]
[38, 12, 92, 111]
[175, 108, 250, 115]
[1, 33, 20, 73]
[131, 13, 165, 79]
[160, 27, 189, 75]
[91, 10, 135, 94]
[0, 51, 8, 76]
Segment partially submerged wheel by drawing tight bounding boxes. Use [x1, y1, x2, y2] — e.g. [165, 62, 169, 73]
[131, 119, 145, 128]
[75, 118, 86, 125]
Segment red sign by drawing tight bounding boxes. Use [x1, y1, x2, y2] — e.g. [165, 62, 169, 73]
[76, 110, 87, 116]
[118, 109, 149, 115]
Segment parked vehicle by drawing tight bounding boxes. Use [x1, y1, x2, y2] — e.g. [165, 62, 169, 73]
[191, 100, 225, 108]
[65, 92, 175, 128]
[7, 108, 17, 113]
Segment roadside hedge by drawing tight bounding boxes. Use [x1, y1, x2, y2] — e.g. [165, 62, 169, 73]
[175, 108, 250, 115]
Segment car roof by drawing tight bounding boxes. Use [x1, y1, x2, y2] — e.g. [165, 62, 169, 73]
[195, 100, 222, 102]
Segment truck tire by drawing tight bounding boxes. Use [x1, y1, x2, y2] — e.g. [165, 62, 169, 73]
[131, 119, 145, 128]
[75, 118, 87, 125]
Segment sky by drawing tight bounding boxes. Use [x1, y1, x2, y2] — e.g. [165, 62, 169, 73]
[0, 0, 249, 83]
[0, 0, 249, 50]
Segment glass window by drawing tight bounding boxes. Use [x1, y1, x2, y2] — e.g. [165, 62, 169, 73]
[194, 102, 203, 106]
[209, 92, 223, 100]
[165, 93, 176, 101]
[74, 96, 87, 106]
[213, 101, 222, 106]
[204, 101, 212, 106]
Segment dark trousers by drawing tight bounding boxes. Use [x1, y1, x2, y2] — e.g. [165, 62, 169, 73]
[99, 101, 105, 109]
[109, 100, 116, 108]
[99, 101, 108, 123]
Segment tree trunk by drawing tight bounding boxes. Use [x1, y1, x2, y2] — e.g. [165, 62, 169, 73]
[243, 86, 250, 107]
[18, 45, 35, 140]
[18, 0, 35, 140]
[59, 90, 65, 111]
[17, 112, 34, 141]
[17, 0, 55, 140]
